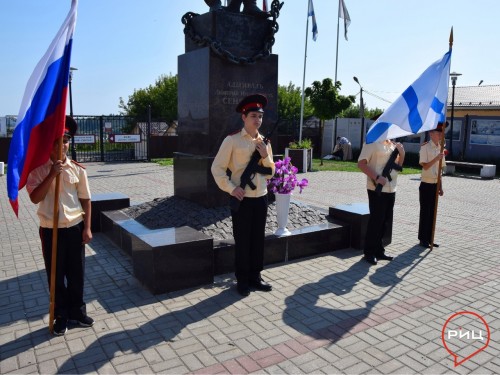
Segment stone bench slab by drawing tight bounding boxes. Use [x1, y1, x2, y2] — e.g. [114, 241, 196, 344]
[444, 161, 496, 178]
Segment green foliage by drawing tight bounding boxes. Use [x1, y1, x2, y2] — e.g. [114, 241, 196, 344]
[152, 158, 174, 166]
[340, 104, 384, 119]
[278, 82, 313, 120]
[119, 73, 178, 122]
[304, 79, 355, 164]
[288, 138, 313, 149]
[304, 79, 355, 121]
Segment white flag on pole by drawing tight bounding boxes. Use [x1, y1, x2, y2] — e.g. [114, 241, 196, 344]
[339, 0, 350, 41]
[366, 50, 452, 144]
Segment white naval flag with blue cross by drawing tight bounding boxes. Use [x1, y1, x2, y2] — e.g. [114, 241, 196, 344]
[366, 49, 452, 144]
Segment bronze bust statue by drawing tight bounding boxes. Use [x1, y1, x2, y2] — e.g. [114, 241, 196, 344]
[204, 0, 269, 17]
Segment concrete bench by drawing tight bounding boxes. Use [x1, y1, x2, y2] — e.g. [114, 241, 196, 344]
[91, 192, 130, 232]
[329, 202, 392, 250]
[444, 161, 496, 179]
[101, 209, 214, 294]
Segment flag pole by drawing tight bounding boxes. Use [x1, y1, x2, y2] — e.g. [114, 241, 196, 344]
[299, 0, 311, 143]
[48, 138, 63, 333]
[430, 27, 453, 251]
[334, 0, 340, 84]
[333, 0, 341, 147]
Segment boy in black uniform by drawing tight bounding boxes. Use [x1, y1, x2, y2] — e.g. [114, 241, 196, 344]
[418, 122, 446, 248]
[211, 94, 275, 296]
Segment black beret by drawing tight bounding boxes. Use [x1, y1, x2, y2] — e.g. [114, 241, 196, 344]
[235, 94, 267, 114]
[64, 115, 78, 138]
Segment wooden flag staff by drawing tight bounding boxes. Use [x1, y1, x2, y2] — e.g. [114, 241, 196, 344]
[48, 137, 63, 333]
[430, 27, 453, 252]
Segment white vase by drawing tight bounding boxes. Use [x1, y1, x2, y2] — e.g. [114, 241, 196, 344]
[275, 193, 291, 236]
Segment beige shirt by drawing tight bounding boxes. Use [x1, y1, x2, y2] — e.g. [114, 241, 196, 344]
[26, 158, 91, 228]
[419, 141, 446, 183]
[358, 141, 399, 193]
[211, 128, 275, 198]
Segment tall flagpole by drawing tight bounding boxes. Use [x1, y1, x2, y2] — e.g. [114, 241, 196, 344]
[299, 0, 311, 143]
[333, 0, 341, 148]
[430, 27, 453, 252]
[48, 138, 63, 333]
[334, 0, 340, 83]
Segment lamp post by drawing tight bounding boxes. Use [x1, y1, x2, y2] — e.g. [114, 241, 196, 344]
[449, 71, 461, 158]
[353, 76, 365, 148]
[69, 66, 78, 161]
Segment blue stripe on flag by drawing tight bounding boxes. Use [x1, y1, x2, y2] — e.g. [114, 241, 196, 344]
[430, 96, 444, 116]
[366, 122, 391, 144]
[402, 86, 422, 133]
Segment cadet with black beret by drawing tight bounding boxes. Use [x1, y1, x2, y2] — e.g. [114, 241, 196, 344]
[26, 116, 94, 335]
[211, 94, 275, 297]
[418, 122, 446, 248]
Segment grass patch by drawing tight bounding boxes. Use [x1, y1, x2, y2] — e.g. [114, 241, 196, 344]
[151, 158, 174, 166]
[311, 158, 421, 175]
[151, 157, 421, 175]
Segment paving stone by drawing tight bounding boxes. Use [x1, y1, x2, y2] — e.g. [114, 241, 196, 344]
[2, 163, 500, 374]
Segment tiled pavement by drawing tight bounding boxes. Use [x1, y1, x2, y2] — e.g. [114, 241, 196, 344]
[1, 162, 500, 374]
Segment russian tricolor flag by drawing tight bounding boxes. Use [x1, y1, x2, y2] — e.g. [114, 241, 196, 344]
[7, 0, 78, 217]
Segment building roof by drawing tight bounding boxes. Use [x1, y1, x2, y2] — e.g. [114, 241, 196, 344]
[448, 84, 500, 108]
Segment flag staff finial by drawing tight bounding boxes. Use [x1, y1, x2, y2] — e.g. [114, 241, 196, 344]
[449, 27, 453, 49]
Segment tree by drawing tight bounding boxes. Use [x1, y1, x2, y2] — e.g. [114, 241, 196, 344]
[305, 79, 355, 164]
[341, 104, 384, 119]
[278, 82, 313, 125]
[119, 73, 178, 124]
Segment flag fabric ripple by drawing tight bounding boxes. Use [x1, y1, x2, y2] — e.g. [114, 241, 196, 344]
[7, 0, 78, 216]
[339, 0, 351, 41]
[308, 0, 318, 41]
[366, 49, 452, 144]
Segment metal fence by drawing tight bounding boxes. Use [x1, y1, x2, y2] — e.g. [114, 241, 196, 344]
[70, 115, 148, 162]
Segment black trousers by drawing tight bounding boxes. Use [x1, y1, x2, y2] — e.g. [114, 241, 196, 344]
[231, 195, 268, 286]
[419, 182, 437, 244]
[40, 222, 86, 319]
[364, 190, 395, 258]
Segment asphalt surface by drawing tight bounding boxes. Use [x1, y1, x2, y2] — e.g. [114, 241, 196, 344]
[1, 161, 500, 374]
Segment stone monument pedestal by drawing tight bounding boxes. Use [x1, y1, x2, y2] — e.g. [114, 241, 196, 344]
[175, 11, 278, 208]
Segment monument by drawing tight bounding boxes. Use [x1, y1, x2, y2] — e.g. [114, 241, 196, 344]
[101, 1, 351, 295]
[174, 0, 283, 207]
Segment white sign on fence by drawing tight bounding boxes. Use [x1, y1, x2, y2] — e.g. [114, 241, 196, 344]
[73, 135, 96, 144]
[109, 134, 141, 143]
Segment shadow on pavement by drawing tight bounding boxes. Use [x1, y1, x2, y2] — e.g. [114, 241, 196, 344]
[283, 245, 429, 344]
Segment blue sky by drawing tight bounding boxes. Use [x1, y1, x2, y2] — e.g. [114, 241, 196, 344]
[1, 0, 499, 116]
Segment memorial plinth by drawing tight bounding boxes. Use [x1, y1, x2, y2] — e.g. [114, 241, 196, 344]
[175, 11, 278, 207]
[329, 202, 393, 250]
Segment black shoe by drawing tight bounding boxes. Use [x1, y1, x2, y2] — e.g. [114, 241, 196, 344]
[419, 241, 439, 248]
[53, 317, 68, 336]
[69, 314, 94, 327]
[249, 277, 272, 292]
[377, 254, 394, 261]
[364, 256, 377, 265]
[237, 284, 250, 297]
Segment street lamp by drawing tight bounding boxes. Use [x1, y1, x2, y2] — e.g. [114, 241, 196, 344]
[69, 66, 78, 160]
[353, 76, 365, 148]
[449, 71, 461, 158]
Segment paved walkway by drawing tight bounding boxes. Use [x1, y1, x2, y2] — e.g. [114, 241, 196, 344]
[1, 162, 500, 374]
